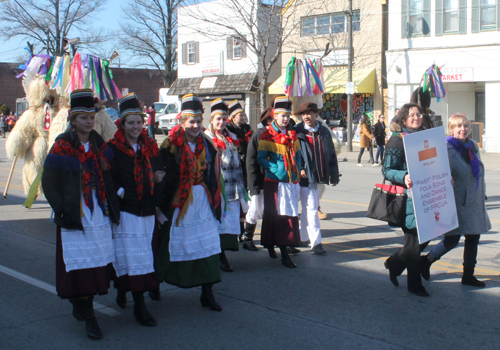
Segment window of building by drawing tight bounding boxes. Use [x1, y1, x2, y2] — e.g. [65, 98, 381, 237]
[444, 0, 459, 32]
[187, 43, 196, 64]
[233, 37, 242, 59]
[436, 0, 467, 36]
[409, 0, 424, 35]
[181, 41, 199, 65]
[300, 11, 360, 37]
[480, 0, 496, 30]
[227, 35, 247, 60]
[402, 0, 431, 37]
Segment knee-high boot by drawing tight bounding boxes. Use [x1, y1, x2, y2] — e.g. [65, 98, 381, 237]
[239, 222, 245, 242]
[279, 245, 296, 268]
[82, 296, 103, 340]
[200, 284, 222, 311]
[69, 297, 85, 321]
[242, 222, 259, 251]
[219, 251, 233, 272]
[132, 292, 157, 327]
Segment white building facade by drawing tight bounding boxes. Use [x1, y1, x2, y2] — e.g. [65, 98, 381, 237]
[170, 0, 281, 129]
[386, 0, 500, 152]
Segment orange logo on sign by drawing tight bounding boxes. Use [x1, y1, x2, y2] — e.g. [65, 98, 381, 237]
[418, 140, 437, 161]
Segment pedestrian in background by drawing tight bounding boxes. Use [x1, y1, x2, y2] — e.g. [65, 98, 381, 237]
[421, 114, 491, 287]
[0, 113, 5, 137]
[294, 102, 340, 255]
[106, 93, 164, 327]
[242, 108, 274, 251]
[383, 103, 431, 297]
[155, 94, 223, 311]
[257, 96, 302, 268]
[357, 115, 376, 167]
[373, 114, 386, 164]
[42, 89, 120, 340]
[205, 98, 248, 272]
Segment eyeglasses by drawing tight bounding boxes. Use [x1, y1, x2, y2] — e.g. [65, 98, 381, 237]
[407, 114, 422, 119]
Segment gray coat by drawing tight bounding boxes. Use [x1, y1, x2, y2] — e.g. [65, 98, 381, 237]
[446, 140, 491, 236]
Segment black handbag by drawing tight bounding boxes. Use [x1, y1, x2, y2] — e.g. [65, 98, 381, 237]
[366, 179, 406, 225]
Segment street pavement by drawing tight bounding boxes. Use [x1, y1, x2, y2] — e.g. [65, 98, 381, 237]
[1, 133, 500, 350]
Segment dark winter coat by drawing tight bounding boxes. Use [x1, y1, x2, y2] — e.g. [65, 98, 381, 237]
[42, 130, 120, 230]
[373, 121, 386, 146]
[106, 141, 163, 217]
[246, 123, 266, 196]
[294, 121, 340, 188]
[226, 121, 251, 187]
[156, 133, 221, 222]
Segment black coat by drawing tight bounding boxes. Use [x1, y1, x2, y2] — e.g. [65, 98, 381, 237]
[294, 121, 339, 188]
[107, 141, 162, 217]
[157, 134, 221, 221]
[373, 122, 386, 146]
[226, 121, 251, 187]
[245, 124, 266, 196]
[42, 130, 120, 230]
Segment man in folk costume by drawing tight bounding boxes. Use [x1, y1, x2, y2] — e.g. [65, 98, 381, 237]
[155, 94, 223, 311]
[294, 102, 340, 255]
[204, 98, 249, 272]
[42, 89, 120, 340]
[257, 97, 302, 268]
[106, 93, 165, 327]
[225, 100, 252, 241]
[242, 108, 273, 251]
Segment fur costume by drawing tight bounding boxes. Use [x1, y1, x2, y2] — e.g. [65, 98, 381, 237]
[6, 76, 59, 194]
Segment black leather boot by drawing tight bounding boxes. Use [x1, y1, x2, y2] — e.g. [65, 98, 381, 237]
[133, 292, 157, 327]
[242, 222, 259, 251]
[200, 284, 222, 311]
[239, 222, 245, 242]
[69, 298, 84, 321]
[116, 289, 127, 309]
[267, 246, 277, 259]
[384, 259, 399, 287]
[219, 251, 233, 272]
[279, 246, 296, 268]
[462, 267, 486, 287]
[82, 297, 103, 340]
[420, 254, 437, 281]
[148, 288, 161, 301]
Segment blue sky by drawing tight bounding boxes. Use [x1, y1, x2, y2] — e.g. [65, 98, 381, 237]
[0, 0, 124, 63]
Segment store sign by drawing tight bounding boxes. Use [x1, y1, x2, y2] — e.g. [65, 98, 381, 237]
[440, 67, 474, 82]
[200, 77, 218, 89]
[201, 51, 223, 76]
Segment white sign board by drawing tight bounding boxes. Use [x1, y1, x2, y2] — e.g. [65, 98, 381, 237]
[440, 67, 474, 82]
[346, 82, 354, 95]
[199, 77, 218, 89]
[403, 127, 458, 243]
[201, 51, 223, 76]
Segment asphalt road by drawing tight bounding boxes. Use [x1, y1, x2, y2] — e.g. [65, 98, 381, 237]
[1, 134, 500, 350]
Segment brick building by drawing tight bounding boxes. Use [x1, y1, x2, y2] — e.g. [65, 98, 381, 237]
[0, 62, 165, 113]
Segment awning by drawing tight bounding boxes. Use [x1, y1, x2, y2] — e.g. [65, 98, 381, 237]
[268, 67, 376, 95]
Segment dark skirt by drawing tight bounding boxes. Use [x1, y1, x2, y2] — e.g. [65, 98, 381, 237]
[56, 226, 114, 299]
[155, 212, 221, 289]
[261, 180, 301, 247]
[220, 234, 239, 251]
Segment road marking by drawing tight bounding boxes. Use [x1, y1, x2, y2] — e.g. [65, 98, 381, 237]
[0, 264, 120, 316]
[0, 168, 22, 173]
[0, 181, 24, 191]
[321, 199, 368, 207]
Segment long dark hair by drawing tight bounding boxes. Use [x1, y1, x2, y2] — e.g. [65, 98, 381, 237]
[360, 115, 370, 125]
[394, 103, 422, 128]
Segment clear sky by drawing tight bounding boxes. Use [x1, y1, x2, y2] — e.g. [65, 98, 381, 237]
[0, 0, 125, 64]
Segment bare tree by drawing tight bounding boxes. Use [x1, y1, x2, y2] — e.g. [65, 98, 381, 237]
[183, 0, 310, 110]
[0, 0, 108, 55]
[118, 0, 182, 87]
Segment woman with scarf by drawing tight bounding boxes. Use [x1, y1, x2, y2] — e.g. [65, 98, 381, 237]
[155, 94, 223, 311]
[421, 114, 491, 287]
[382, 103, 431, 297]
[106, 93, 164, 326]
[257, 96, 302, 268]
[42, 89, 120, 340]
[204, 98, 249, 272]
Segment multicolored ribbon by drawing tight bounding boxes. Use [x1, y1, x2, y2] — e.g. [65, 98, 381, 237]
[283, 57, 324, 97]
[421, 64, 446, 102]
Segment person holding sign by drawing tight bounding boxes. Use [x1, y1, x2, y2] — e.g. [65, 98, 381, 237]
[421, 114, 491, 287]
[382, 103, 431, 297]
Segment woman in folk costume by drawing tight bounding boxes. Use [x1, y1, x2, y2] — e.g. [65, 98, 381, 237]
[257, 96, 302, 268]
[225, 100, 252, 241]
[106, 93, 165, 327]
[204, 98, 249, 272]
[42, 89, 120, 340]
[155, 94, 223, 311]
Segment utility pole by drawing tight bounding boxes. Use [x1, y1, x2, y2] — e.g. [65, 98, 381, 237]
[346, 0, 353, 152]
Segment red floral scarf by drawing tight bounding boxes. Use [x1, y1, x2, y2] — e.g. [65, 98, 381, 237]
[262, 122, 298, 180]
[169, 124, 206, 224]
[211, 128, 240, 151]
[50, 137, 108, 213]
[110, 127, 160, 201]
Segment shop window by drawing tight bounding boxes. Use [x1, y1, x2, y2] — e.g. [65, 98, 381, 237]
[472, 0, 500, 33]
[181, 41, 199, 65]
[300, 11, 360, 37]
[402, 0, 431, 37]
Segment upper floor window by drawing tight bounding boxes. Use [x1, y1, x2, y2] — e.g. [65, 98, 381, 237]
[301, 11, 360, 37]
[181, 41, 199, 65]
[233, 37, 242, 59]
[402, 0, 430, 37]
[472, 0, 499, 33]
[436, 0, 467, 36]
[444, 0, 459, 32]
[227, 36, 247, 60]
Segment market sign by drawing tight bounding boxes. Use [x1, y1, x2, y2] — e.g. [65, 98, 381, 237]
[200, 76, 218, 89]
[201, 51, 223, 76]
[440, 67, 474, 82]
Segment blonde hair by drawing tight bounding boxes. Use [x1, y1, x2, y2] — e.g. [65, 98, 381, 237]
[179, 114, 203, 125]
[448, 114, 471, 137]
